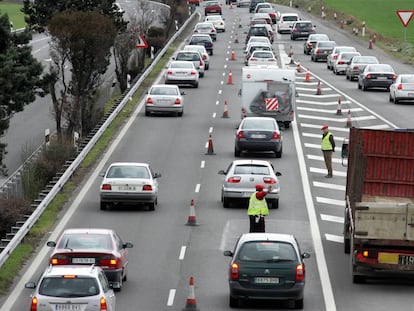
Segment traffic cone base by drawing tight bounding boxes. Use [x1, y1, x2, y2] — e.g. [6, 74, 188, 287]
[206, 134, 216, 155]
[222, 100, 230, 118]
[296, 61, 302, 73]
[230, 50, 236, 61]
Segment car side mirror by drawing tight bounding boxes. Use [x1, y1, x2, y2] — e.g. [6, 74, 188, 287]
[153, 172, 162, 178]
[223, 250, 233, 257]
[25, 282, 36, 289]
[46, 241, 56, 247]
[302, 252, 311, 259]
[123, 242, 134, 249]
[99, 172, 105, 177]
[218, 170, 226, 175]
[275, 171, 282, 176]
[181, 91, 186, 95]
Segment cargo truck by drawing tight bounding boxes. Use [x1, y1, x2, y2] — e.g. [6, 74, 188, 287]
[240, 66, 296, 129]
[342, 128, 414, 283]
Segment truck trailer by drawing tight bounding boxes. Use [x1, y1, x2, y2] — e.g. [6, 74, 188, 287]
[343, 128, 414, 283]
[240, 66, 296, 129]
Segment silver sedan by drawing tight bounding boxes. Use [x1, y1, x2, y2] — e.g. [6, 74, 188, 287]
[145, 84, 185, 117]
[218, 159, 282, 209]
[389, 74, 414, 104]
[165, 60, 199, 88]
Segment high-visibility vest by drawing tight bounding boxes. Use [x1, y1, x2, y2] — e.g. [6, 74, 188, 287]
[321, 132, 333, 151]
[247, 193, 269, 216]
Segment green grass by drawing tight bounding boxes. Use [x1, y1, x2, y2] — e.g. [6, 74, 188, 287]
[0, 2, 26, 29]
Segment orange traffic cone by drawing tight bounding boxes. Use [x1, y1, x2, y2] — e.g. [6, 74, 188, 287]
[316, 80, 322, 95]
[296, 61, 302, 73]
[227, 70, 233, 84]
[205, 134, 215, 155]
[222, 100, 230, 118]
[182, 277, 199, 311]
[186, 199, 198, 226]
[336, 98, 343, 115]
[346, 109, 352, 127]
[230, 50, 236, 61]
[305, 69, 311, 82]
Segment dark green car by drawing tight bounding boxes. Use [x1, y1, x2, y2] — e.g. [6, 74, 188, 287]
[224, 233, 310, 309]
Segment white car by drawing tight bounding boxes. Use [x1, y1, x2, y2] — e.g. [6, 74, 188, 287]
[25, 265, 116, 311]
[245, 36, 272, 49]
[193, 22, 217, 41]
[182, 44, 210, 70]
[99, 162, 161, 210]
[204, 15, 225, 32]
[327, 46, 358, 70]
[277, 13, 299, 34]
[236, 0, 250, 7]
[247, 50, 277, 66]
[332, 51, 361, 75]
[165, 60, 200, 88]
[389, 74, 414, 104]
[145, 84, 185, 117]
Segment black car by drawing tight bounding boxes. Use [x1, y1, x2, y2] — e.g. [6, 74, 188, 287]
[249, 0, 265, 13]
[224, 233, 310, 309]
[245, 25, 269, 44]
[303, 33, 329, 55]
[290, 21, 316, 40]
[188, 34, 214, 55]
[358, 63, 397, 91]
[310, 40, 336, 62]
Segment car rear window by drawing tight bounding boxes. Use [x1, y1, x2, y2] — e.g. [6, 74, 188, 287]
[252, 51, 273, 58]
[242, 119, 275, 130]
[177, 53, 199, 61]
[57, 233, 112, 250]
[282, 15, 298, 22]
[107, 165, 150, 179]
[151, 87, 178, 96]
[233, 164, 270, 175]
[39, 276, 99, 297]
[239, 241, 297, 262]
[401, 76, 414, 83]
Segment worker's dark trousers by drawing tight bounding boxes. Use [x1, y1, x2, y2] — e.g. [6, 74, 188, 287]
[249, 215, 265, 232]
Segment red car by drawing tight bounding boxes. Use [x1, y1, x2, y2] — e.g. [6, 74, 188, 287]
[46, 228, 133, 291]
[204, 0, 222, 15]
[188, 0, 201, 6]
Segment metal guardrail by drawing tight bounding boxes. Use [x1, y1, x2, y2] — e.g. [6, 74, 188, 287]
[0, 12, 198, 268]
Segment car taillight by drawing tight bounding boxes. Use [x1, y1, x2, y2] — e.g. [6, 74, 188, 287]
[268, 58, 276, 62]
[392, 74, 397, 80]
[338, 61, 345, 65]
[211, 29, 216, 33]
[236, 131, 245, 139]
[227, 176, 241, 183]
[167, 70, 173, 75]
[175, 98, 181, 105]
[143, 184, 153, 191]
[100, 297, 108, 311]
[249, 58, 257, 62]
[366, 74, 372, 79]
[30, 297, 38, 311]
[397, 83, 403, 90]
[333, 55, 338, 59]
[199, 60, 203, 66]
[296, 264, 305, 281]
[191, 71, 197, 75]
[263, 177, 276, 184]
[146, 97, 153, 104]
[99, 256, 121, 269]
[316, 49, 320, 54]
[101, 184, 112, 191]
[230, 262, 239, 280]
[202, 54, 207, 60]
[50, 256, 70, 265]
[272, 131, 281, 139]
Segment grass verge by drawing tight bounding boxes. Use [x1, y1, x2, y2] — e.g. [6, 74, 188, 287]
[0, 2, 26, 29]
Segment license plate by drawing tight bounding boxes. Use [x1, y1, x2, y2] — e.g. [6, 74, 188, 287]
[377, 76, 388, 80]
[118, 185, 136, 191]
[72, 257, 95, 264]
[254, 277, 279, 284]
[324, 51, 328, 54]
[408, 93, 414, 97]
[399, 255, 414, 265]
[251, 134, 266, 139]
[54, 304, 81, 310]
[242, 192, 252, 198]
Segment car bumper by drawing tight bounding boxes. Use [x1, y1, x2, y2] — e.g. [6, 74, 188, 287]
[229, 281, 305, 301]
[364, 80, 394, 89]
[334, 64, 347, 73]
[146, 105, 183, 113]
[223, 190, 280, 200]
[235, 141, 282, 152]
[100, 192, 156, 203]
[165, 77, 198, 85]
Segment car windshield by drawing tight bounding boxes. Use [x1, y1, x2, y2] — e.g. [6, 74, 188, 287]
[252, 52, 273, 58]
[355, 56, 378, 63]
[107, 165, 150, 179]
[57, 233, 112, 250]
[233, 164, 270, 175]
[238, 241, 297, 262]
[39, 276, 99, 297]
[151, 87, 178, 96]
[282, 16, 298, 21]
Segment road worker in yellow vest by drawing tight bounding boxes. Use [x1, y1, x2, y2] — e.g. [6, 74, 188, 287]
[247, 184, 271, 232]
[321, 125, 336, 178]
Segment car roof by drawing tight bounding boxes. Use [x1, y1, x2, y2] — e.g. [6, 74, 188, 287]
[280, 12, 299, 17]
[109, 162, 150, 167]
[238, 233, 297, 244]
[151, 84, 179, 89]
[230, 159, 274, 166]
[42, 265, 103, 277]
[61, 228, 114, 235]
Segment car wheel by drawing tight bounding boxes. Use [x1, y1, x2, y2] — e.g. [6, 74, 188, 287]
[283, 121, 290, 129]
[269, 198, 279, 209]
[234, 147, 241, 157]
[100, 201, 107, 211]
[229, 295, 239, 308]
[223, 196, 230, 208]
[145, 110, 150, 116]
[193, 81, 199, 88]
[275, 147, 282, 158]
[294, 298, 304, 309]
[148, 201, 155, 211]
[362, 83, 367, 91]
[389, 94, 393, 102]
[200, 72, 204, 78]
[357, 82, 361, 89]
[178, 110, 183, 117]
[205, 64, 209, 70]
[346, 74, 349, 80]
[394, 97, 399, 104]
[353, 274, 366, 284]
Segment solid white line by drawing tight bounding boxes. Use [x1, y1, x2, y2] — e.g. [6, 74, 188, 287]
[200, 161, 205, 168]
[292, 119, 337, 310]
[179, 246, 186, 260]
[317, 197, 345, 206]
[297, 107, 363, 114]
[195, 184, 200, 193]
[167, 289, 176, 306]
[219, 220, 231, 251]
[325, 234, 344, 243]
[321, 214, 344, 223]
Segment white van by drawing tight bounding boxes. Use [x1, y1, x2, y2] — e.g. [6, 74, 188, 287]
[277, 13, 299, 34]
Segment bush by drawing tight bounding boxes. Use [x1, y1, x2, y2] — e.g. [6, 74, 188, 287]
[0, 197, 32, 239]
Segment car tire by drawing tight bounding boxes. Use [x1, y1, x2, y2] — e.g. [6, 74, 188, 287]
[223, 196, 230, 208]
[145, 110, 150, 116]
[200, 72, 204, 78]
[344, 237, 351, 254]
[205, 64, 209, 70]
[353, 274, 366, 284]
[394, 98, 399, 104]
[178, 110, 183, 117]
[229, 296, 239, 308]
[275, 147, 282, 158]
[362, 83, 367, 91]
[269, 198, 279, 209]
[389, 94, 393, 102]
[283, 121, 290, 129]
[193, 81, 199, 88]
[100, 201, 107, 210]
[234, 147, 241, 157]
[357, 82, 361, 89]
[148, 200, 156, 211]
[294, 299, 304, 309]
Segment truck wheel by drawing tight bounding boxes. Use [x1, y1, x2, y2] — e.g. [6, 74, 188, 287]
[352, 274, 366, 284]
[283, 121, 290, 129]
[344, 238, 350, 254]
